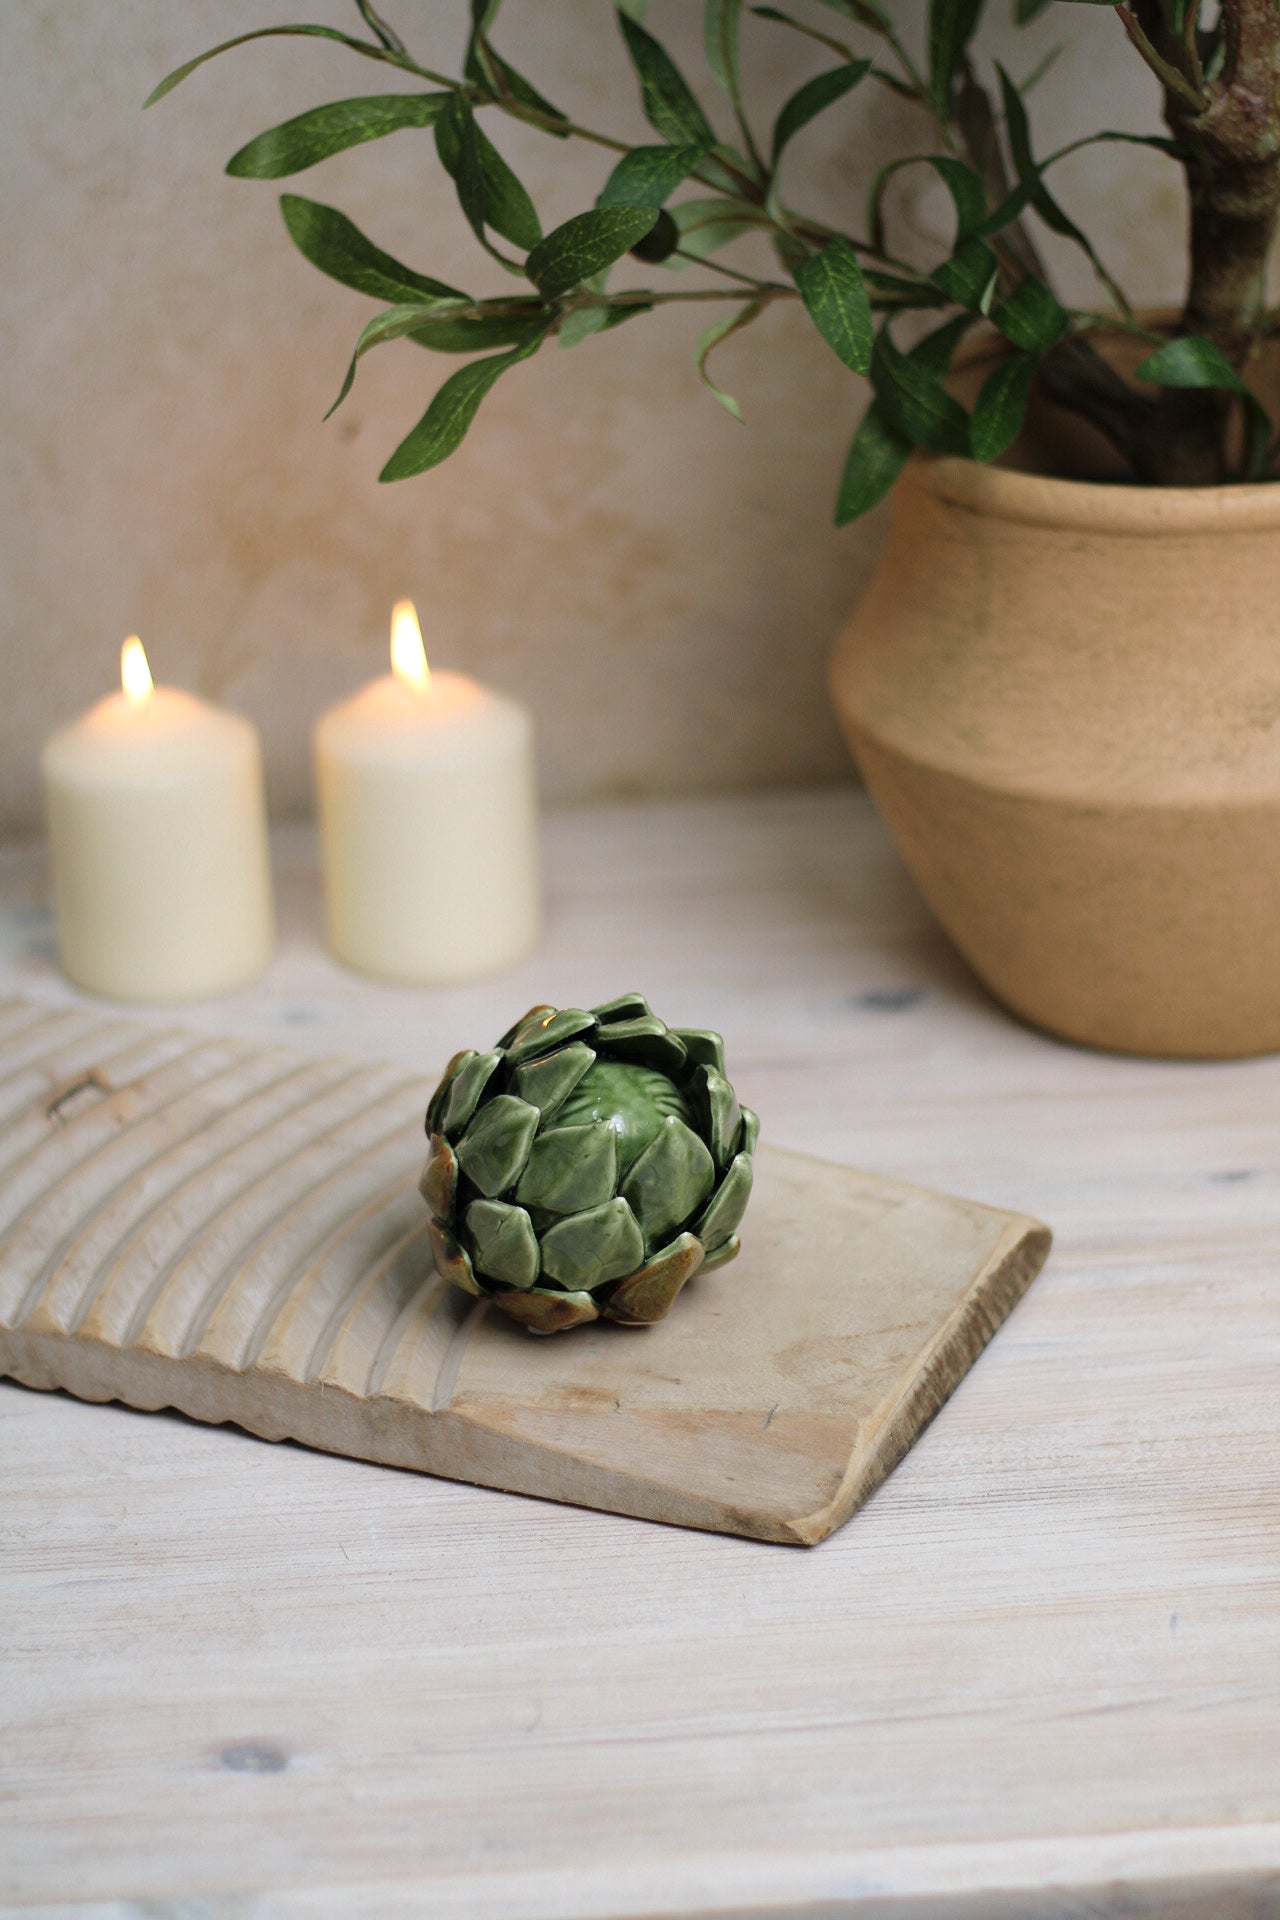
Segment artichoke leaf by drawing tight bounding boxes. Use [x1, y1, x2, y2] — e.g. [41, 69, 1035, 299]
[428, 1218, 481, 1295]
[671, 1027, 726, 1074]
[592, 991, 651, 1023]
[420, 1133, 458, 1219]
[505, 1006, 598, 1067]
[596, 1014, 688, 1075]
[454, 1093, 539, 1196]
[692, 1063, 742, 1168]
[510, 1040, 595, 1117]
[604, 1231, 703, 1324]
[426, 1049, 473, 1134]
[494, 1288, 599, 1332]
[621, 1115, 715, 1247]
[465, 1198, 541, 1288]
[497, 1002, 554, 1048]
[697, 1151, 754, 1250]
[440, 1048, 504, 1137]
[516, 1120, 617, 1212]
[699, 1231, 741, 1273]
[539, 1196, 645, 1290]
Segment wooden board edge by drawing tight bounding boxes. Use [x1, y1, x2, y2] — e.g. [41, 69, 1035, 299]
[640, 1866, 1280, 1920]
[779, 1213, 1053, 1547]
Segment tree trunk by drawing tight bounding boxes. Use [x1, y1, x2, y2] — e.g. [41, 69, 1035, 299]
[1130, 0, 1280, 485]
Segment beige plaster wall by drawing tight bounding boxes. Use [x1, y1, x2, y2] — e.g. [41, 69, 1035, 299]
[1, 2, 1178, 827]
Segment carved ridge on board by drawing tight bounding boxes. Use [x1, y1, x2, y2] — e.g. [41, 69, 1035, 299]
[173, 1099, 423, 1363]
[110, 1062, 401, 1352]
[20, 1051, 333, 1339]
[301, 1215, 432, 1388]
[0, 1035, 260, 1324]
[237, 1171, 425, 1374]
[68, 1057, 369, 1343]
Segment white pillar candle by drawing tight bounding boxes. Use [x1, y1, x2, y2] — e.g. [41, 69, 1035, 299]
[313, 601, 539, 986]
[41, 638, 274, 1003]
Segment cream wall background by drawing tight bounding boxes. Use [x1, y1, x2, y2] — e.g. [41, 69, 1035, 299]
[1, 1, 1178, 828]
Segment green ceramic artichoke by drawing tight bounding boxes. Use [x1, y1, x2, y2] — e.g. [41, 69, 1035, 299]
[421, 995, 758, 1333]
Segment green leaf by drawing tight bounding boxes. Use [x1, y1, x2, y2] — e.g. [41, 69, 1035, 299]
[355, 1, 406, 53]
[814, 0, 891, 23]
[996, 64, 1125, 307]
[835, 400, 911, 524]
[435, 94, 485, 245]
[976, 178, 1036, 239]
[864, 267, 949, 311]
[598, 144, 709, 209]
[695, 299, 764, 419]
[869, 154, 986, 257]
[379, 319, 552, 481]
[435, 94, 542, 251]
[929, 236, 999, 311]
[526, 206, 660, 301]
[909, 310, 978, 376]
[558, 299, 654, 347]
[704, 0, 762, 172]
[326, 299, 468, 416]
[1014, 0, 1051, 16]
[870, 324, 971, 453]
[226, 93, 447, 179]
[409, 307, 550, 353]
[772, 61, 871, 167]
[463, 31, 570, 132]
[1019, 42, 1063, 91]
[558, 306, 611, 349]
[928, 157, 988, 241]
[773, 226, 809, 276]
[705, 0, 745, 98]
[668, 196, 769, 265]
[928, 0, 985, 116]
[1134, 335, 1246, 390]
[970, 351, 1039, 461]
[751, 4, 855, 57]
[280, 194, 466, 302]
[1136, 334, 1273, 479]
[795, 237, 873, 374]
[617, 11, 717, 148]
[144, 25, 408, 108]
[1084, 128, 1184, 156]
[991, 275, 1070, 351]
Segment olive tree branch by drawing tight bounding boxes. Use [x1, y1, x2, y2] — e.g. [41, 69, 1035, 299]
[753, 9, 855, 61]
[672, 248, 778, 286]
[1117, 6, 1208, 108]
[570, 283, 796, 310]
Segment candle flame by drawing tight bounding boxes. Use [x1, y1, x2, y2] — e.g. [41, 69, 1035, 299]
[390, 600, 429, 693]
[121, 636, 153, 706]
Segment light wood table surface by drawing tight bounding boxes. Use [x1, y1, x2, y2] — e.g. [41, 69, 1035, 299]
[2, 788, 1277, 1919]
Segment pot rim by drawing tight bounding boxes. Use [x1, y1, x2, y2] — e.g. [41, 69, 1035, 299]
[916, 450, 1280, 535]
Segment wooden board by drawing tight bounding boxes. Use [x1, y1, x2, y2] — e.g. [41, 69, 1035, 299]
[0, 997, 1049, 1545]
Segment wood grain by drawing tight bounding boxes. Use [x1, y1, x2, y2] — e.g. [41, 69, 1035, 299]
[4, 790, 1280, 1919]
[0, 998, 1048, 1546]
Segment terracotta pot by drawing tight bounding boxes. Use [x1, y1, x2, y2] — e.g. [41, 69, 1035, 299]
[830, 454, 1280, 1057]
